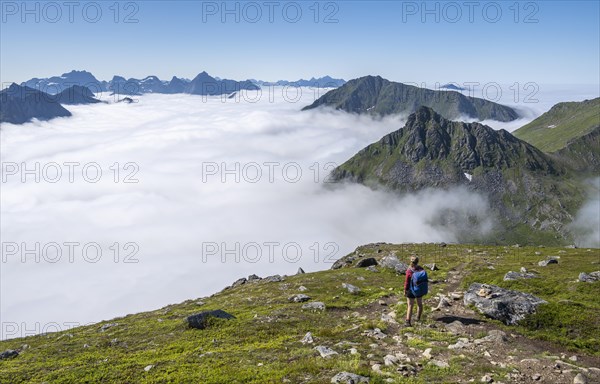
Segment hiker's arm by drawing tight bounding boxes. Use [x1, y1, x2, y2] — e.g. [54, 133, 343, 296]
[404, 269, 411, 293]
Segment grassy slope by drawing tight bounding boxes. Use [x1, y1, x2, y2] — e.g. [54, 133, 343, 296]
[513, 98, 600, 152]
[0, 244, 599, 383]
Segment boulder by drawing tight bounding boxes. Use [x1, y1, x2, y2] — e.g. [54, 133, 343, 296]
[578, 271, 600, 283]
[296, 267, 305, 274]
[231, 277, 247, 288]
[331, 372, 370, 383]
[247, 274, 261, 282]
[315, 345, 338, 358]
[424, 263, 439, 271]
[301, 332, 314, 344]
[342, 283, 361, 294]
[263, 275, 283, 283]
[380, 255, 408, 274]
[0, 349, 18, 360]
[289, 294, 311, 303]
[464, 283, 547, 325]
[503, 271, 538, 281]
[573, 373, 587, 384]
[302, 302, 326, 311]
[186, 310, 235, 330]
[355, 258, 378, 268]
[538, 258, 558, 267]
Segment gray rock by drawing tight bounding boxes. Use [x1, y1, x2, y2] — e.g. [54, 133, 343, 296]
[380, 255, 408, 274]
[144, 365, 154, 372]
[363, 328, 387, 340]
[356, 258, 378, 268]
[578, 271, 600, 283]
[302, 302, 326, 311]
[186, 310, 235, 330]
[289, 294, 311, 303]
[298, 286, 308, 292]
[331, 371, 370, 383]
[99, 323, 118, 332]
[315, 345, 338, 358]
[428, 359, 449, 368]
[474, 330, 507, 344]
[296, 267, 305, 274]
[342, 283, 361, 294]
[263, 274, 283, 283]
[503, 271, 538, 281]
[574, 373, 587, 384]
[520, 267, 528, 273]
[538, 258, 559, 267]
[444, 320, 465, 335]
[301, 332, 314, 344]
[464, 283, 547, 325]
[231, 277, 247, 287]
[0, 349, 18, 360]
[481, 374, 493, 383]
[247, 274, 261, 281]
[424, 263, 439, 271]
[366, 266, 379, 272]
[383, 354, 400, 366]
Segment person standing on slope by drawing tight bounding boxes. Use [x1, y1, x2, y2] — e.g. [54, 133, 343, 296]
[404, 255, 428, 327]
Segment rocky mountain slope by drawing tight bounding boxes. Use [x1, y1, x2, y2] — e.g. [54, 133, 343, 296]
[328, 106, 584, 245]
[513, 98, 599, 152]
[55, 85, 101, 105]
[0, 243, 598, 383]
[302, 76, 519, 122]
[0, 83, 72, 124]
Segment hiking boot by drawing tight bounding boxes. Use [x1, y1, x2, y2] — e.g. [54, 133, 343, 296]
[404, 319, 412, 327]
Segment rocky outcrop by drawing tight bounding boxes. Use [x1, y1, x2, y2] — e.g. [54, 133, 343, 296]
[186, 310, 235, 330]
[578, 271, 600, 283]
[464, 283, 547, 325]
[330, 371, 370, 383]
[503, 271, 539, 281]
[379, 255, 408, 274]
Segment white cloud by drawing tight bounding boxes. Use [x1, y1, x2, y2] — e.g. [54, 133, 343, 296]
[0, 86, 591, 339]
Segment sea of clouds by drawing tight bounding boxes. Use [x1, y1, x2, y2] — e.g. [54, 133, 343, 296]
[0, 85, 597, 339]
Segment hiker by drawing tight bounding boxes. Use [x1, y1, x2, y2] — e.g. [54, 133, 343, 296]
[404, 255, 428, 326]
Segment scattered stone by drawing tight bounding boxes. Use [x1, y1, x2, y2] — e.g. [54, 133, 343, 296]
[186, 310, 236, 330]
[301, 332, 314, 344]
[342, 283, 361, 294]
[448, 339, 470, 350]
[378, 300, 387, 306]
[363, 328, 387, 340]
[289, 294, 311, 303]
[99, 323, 118, 332]
[371, 364, 383, 373]
[569, 355, 578, 362]
[434, 295, 452, 310]
[520, 267, 528, 273]
[475, 330, 507, 344]
[356, 276, 365, 281]
[450, 292, 463, 300]
[366, 266, 379, 272]
[429, 359, 449, 368]
[296, 267, 305, 274]
[302, 302, 326, 311]
[195, 300, 205, 306]
[315, 346, 338, 358]
[445, 320, 465, 335]
[330, 372, 369, 384]
[532, 374, 541, 381]
[538, 258, 559, 267]
[298, 286, 308, 292]
[0, 350, 18, 360]
[578, 271, 600, 283]
[481, 374, 493, 383]
[349, 348, 358, 355]
[356, 258, 378, 268]
[503, 271, 538, 281]
[247, 274, 261, 282]
[574, 373, 587, 384]
[263, 275, 284, 283]
[422, 348, 433, 359]
[464, 283, 547, 325]
[144, 365, 154, 372]
[231, 277, 247, 288]
[424, 263, 439, 271]
[380, 255, 409, 274]
[384, 354, 400, 366]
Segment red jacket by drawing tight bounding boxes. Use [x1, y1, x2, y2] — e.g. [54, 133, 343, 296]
[404, 266, 424, 291]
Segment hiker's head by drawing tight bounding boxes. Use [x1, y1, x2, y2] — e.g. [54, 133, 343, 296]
[410, 255, 419, 267]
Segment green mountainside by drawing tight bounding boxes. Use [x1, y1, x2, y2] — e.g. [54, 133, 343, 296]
[302, 76, 519, 122]
[1, 244, 599, 383]
[329, 106, 585, 245]
[513, 98, 599, 152]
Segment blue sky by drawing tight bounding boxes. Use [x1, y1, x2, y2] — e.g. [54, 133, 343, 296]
[1, 1, 599, 84]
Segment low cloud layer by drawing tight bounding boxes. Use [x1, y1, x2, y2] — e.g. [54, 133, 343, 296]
[569, 178, 600, 248]
[0, 86, 594, 338]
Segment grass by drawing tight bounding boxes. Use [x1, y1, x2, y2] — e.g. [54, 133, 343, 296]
[0, 243, 598, 383]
